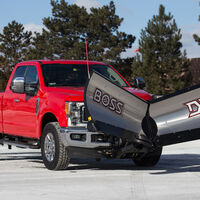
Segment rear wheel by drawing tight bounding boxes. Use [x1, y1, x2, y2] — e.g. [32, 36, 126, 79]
[41, 122, 70, 170]
[133, 147, 162, 167]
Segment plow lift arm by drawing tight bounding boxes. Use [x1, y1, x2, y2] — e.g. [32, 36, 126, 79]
[84, 72, 200, 166]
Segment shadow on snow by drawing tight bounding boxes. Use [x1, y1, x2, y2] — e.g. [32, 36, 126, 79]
[0, 151, 200, 174]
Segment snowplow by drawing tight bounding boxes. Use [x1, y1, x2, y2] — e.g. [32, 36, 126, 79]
[85, 71, 200, 166]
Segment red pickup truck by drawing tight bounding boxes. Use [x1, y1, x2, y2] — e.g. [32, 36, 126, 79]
[0, 60, 152, 170]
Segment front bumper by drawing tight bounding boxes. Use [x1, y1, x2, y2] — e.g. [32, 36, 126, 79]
[60, 127, 111, 149]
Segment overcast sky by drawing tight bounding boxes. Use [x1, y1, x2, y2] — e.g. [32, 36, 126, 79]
[0, 0, 200, 58]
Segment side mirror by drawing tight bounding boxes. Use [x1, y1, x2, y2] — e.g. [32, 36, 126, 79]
[11, 77, 25, 94]
[132, 77, 146, 90]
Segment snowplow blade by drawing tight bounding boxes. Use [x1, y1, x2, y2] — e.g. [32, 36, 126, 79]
[84, 72, 157, 144]
[85, 72, 200, 147]
[150, 85, 200, 146]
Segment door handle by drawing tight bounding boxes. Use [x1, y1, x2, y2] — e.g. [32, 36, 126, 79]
[14, 99, 20, 103]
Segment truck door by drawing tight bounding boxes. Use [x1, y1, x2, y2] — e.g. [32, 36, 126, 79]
[3, 65, 39, 138]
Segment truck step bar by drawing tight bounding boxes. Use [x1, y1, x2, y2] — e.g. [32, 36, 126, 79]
[85, 72, 200, 147]
[3, 141, 40, 149]
[1, 135, 40, 149]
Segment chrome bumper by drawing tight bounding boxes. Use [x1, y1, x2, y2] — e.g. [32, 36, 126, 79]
[60, 127, 111, 149]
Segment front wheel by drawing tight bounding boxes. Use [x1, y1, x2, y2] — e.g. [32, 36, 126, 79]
[133, 147, 162, 167]
[41, 122, 70, 170]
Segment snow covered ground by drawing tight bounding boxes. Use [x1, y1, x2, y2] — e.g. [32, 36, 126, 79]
[0, 140, 200, 200]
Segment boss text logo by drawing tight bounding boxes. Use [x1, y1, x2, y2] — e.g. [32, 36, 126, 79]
[93, 88, 124, 115]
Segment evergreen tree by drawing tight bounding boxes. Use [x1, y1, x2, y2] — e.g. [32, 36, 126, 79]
[29, 0, 135, 76]
[193, 3, 200, 45]
[132, 5, 190, 95]
[0, 20, 32, 89]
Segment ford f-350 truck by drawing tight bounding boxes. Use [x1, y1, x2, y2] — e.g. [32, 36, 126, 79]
[0, 60, 153, 170]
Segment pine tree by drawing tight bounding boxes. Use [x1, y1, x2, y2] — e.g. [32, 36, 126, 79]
[29, 0, 135, 76]
[132, 5, 190, 95]
[0, 21, 32, 89]
[193, 3, 200, 45]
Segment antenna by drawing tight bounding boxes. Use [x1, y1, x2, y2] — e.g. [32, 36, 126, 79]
[85, 37, 90, 79]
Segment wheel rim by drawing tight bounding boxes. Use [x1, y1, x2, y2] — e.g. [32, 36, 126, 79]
[44, 133, 55, 162]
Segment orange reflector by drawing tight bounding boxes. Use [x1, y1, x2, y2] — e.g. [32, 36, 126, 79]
[65, 103, 69, 115]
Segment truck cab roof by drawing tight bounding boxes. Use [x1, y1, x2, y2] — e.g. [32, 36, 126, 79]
[17, 60, 107, 66]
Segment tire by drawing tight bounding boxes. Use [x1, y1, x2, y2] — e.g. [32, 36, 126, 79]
[133, 147, 162, 167]
[41, 122, 70, 170]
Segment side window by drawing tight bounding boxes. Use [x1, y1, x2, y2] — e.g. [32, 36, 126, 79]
[11, 66, 27, 83]
[25, 66, 39, 85]
[11, 66, 27, 89]
[24, 66, 39, 95]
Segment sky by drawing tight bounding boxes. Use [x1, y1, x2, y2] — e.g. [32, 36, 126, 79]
[0, 0, 200, 58]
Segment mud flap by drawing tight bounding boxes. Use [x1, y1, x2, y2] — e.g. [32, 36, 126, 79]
[84, 72, 157, 143]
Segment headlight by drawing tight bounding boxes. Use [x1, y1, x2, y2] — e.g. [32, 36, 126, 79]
[65, 102, 87, 127]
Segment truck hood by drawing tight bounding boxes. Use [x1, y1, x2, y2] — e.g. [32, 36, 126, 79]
[46, 86, 152, 101]
[124, 87, 152, 101]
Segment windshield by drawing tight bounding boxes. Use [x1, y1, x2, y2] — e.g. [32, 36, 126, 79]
[41, 64, 128, 87]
